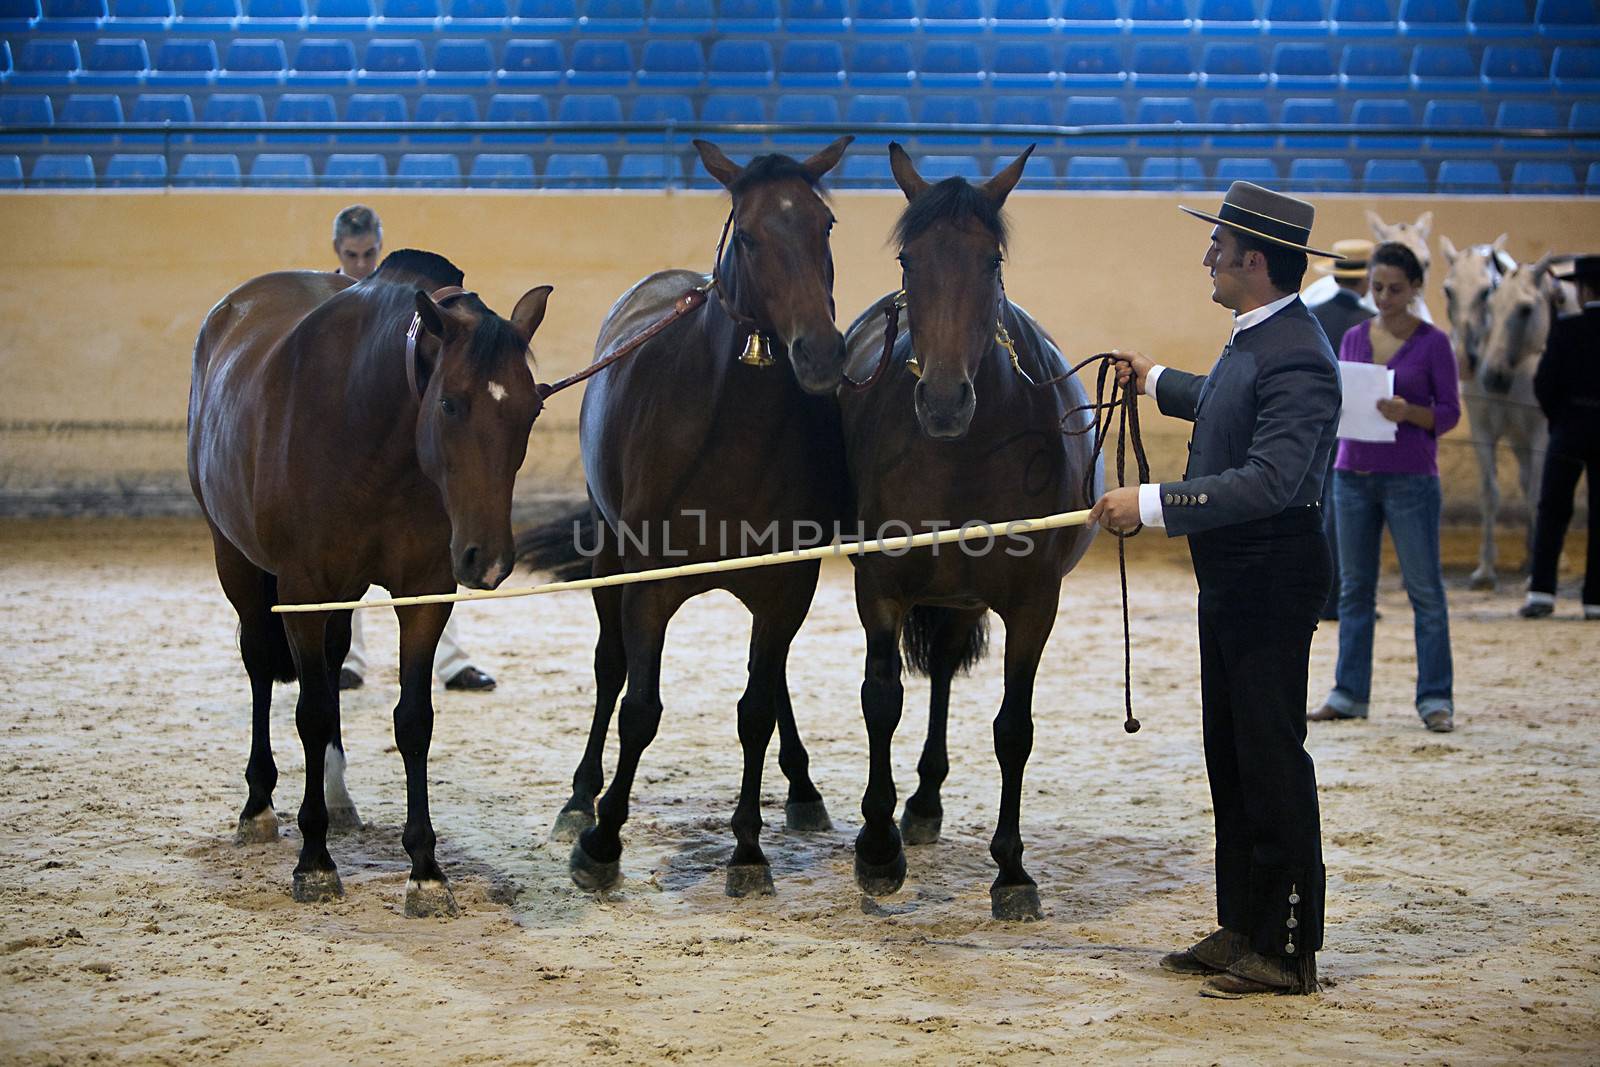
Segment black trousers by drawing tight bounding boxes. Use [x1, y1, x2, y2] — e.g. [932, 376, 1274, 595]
[1529, 431, 1600, 606]
[1189, 506, 1330, 959]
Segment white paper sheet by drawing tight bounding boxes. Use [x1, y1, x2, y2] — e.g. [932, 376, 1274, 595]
[1336, 362, 1398, 443]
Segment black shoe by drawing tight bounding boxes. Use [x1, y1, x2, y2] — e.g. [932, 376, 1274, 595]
[1518, 601, 1554, 619]
[1200, 950, 1319, 998]
[444, 666, 496, 692]
[338, 668, 364, 691]
[1160, 928, 1248, 975]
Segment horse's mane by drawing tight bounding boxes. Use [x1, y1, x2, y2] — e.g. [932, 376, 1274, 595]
[370, 249, 465, 289]
[342, 249, 525, 375]
[893, 178, 1009, 252]
[729, 153, 829, 199]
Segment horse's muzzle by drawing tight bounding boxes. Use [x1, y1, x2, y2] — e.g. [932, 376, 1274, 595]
[455, 543, 513, 590]
[788, 332, 847, 395]
[914, 378, 975, 440]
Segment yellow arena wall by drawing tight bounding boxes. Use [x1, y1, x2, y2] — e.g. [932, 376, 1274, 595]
[1, 189, 1596, 517]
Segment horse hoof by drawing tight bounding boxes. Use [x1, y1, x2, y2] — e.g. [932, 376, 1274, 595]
[291, 869, 343, 904]
[899, 809, 942, 846]
[990, 883, 1043, 922]
[854, 850, 907, 897]
[549, 808, 595, 844]
[404, 878, 460, 919]
[234, 809, 278, 845]
[1468, 572, 1497, 591]
[725, 864, 776, 898]
[327, 805, 363, 833]
[784, 799, 833, 833]
[569, 841, 622, 893]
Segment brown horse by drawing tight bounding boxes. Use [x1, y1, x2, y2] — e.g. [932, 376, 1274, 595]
[522, 137, 852, 898]
[188, 250, 552, 916]
[838, 145, 1101, 921]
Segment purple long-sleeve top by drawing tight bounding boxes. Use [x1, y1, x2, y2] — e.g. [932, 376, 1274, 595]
[1335, 319, 1462, 477]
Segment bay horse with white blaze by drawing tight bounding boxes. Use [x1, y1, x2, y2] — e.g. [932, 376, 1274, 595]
[839, 145, 1101, 921]
[188, 251, 552, 916]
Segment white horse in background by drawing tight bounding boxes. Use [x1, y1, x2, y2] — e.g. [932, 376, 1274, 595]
[1368, 210, 1435, 324]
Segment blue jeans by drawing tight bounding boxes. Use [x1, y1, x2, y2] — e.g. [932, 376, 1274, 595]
[1325, 471, 1454, 720]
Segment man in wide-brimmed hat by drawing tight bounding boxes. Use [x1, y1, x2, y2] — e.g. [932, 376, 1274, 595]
[1090, 182, 1343, 997]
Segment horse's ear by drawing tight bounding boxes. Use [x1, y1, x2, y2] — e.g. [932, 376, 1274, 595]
[415, 290, 446, 339]
[1530, 251, 1559, 283]
[1439, 235, 1458, 264]
[411, 290, 447, 398]
[981, 144, 1034, 207]
[1414, 211, 1433, 238]
[800, 135, 853, 183]
[1492, 233, 1509, 252]
[1365, 209, 1387, 238]
[510, 285, 554, 346]
[693, 139, 743, 189]
[888, 142, 928, 202]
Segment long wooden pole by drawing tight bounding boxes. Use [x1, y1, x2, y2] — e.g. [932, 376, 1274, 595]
[272, 509, 1094, 614]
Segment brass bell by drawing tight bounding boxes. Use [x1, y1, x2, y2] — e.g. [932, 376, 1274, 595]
[905, 354, 922, 378]
[739, 330, 774, 367]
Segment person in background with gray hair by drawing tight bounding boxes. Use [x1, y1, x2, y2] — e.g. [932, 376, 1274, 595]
[330, 204, 497, 692]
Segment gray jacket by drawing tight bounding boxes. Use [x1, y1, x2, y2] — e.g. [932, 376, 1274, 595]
[1155, 298, 1342, 537]
[1309, 288, 1375, 355]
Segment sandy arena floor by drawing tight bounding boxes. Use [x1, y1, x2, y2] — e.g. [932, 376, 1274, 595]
[1, 517, 1596, 1065]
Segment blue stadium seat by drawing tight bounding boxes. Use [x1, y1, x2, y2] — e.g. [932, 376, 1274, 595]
[1588, 161, 1600, 194]
[1341, 43, 1411, 88]
[447, 0, 507, 26]
[498, 40, 563, 86]
[132, 92, 194, 122]
[716, 0, 778, 31]
[1352, 98, 1419, 148]
[270, 93, 335, 143]
[1203, 42, 1268, 88]
[176, 0, 239, 27]
[554, 93, 623, 142]
[1330, 0, 1395, 33]
[544, 151, 609, 187]
[430, 39, 494, 88]
[199, 93, 265, 143]
[175, 151, 242, 184]
[918, 95, 983, 144]
[290, 38, 357, 85]
[1570, 99, 1600, 150]
[0, 0, 40, 31]
[1141, 157, 1207, 189]
[1129, 0, 1193, 32]
[1065, 156, 1131, 189]
[1282, 96, 1347, 146]
[1424, 98, 1491, 150]
[708, 39, 774, 87]
[775, 93, 841, 143]
[774, 40, 842, 88]
[105, 152, 166, 184]
[1060, 0, 1121, 33]
[1552, 45, 1600, 89]
[916, 154, 982, 180]
[249, 151, 313, 185]
[0, 94, 53, 127]
[148, 38, 216, 85]
[219, 38, 286, 86]
[108, 0, 174, 28]
[1207, 97, 1275, 147]
[1466, 0, 1530, 35]
[1497, 101, 1566, 153]
[991, 42, 1057, 88]
[992, 0, 1054, 32]
[39, 0, 106, 29]
[845, 92, 910, 144]
[1436, 158, 1502, 191]
[701, 94, 764, 144]
[647, 0, 713, 31]
[379, 0, 441, 31]
[470, 152, 536, 187]
[1198, 0, 1262, 33]
[1480, 44, 1551, 91]
[567, 39, 633, 87]
[1536, 0, 1599, 36]
[1214, 157, 1281, 185]
[309, 0, 371, 27]
[1511, 160, 1577, 192]
[343, 91, 405, 141]
[1398, 0, 1464, 33]
[323, 151, 387, 184]
[242, 0, 307, 28]
[785, 0, 848, 32]
[510, 0, 574, 28]
[1063, 43, 1128, 88]
[1137, 96, 1201, 146]
[12, 40, 82, 87]
[487, 92, 549, 141]
[848, 41, 912, 88]
[1289, 157, 1354, 189]
[852, 0, 917, 33]
[921, 40, 985, 88]
[1265, 0, 1328, 32]
[1364, 158, 1429, 191]
[1271, 42, 1336, 87]
[923, 0, 984, 33]
[395, 151, 461, 185]
[415, 92, 479, 132]
[992, 94, 1055, 144]
[31, 153, 95, 185]
[580, 0, 644, 31]
[628, 92, 694, 142]
[1131, 43, 1197, 89]
[638, 40, 704, 88]
[1412, 44, 1482, 91]
[359, 38, 426, 87]
[59, 92, 124, 136]
[617, 151, 685, 186]
[839, 153, 892, 186]
[0, 156, 20, 187]
[79, 38, 150, 85]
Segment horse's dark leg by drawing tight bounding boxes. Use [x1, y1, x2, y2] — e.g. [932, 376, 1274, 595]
[209, 524, 285, 845]
[1514, 423, 1547, 573]
[570, 581, 683, 893]
[902, 609, 987, 847]
[988, 595, 1058, 922]
[394, 601, 457, 917]
[280, 610, 342, 904]
[770, 563, 830, 833]
[854, 589, 907, 896]
[321, 608, 362, 832]
[551, 579, 624, 843]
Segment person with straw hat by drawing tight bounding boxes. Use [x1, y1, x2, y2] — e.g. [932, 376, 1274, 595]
[1089, 182, 1342, 998]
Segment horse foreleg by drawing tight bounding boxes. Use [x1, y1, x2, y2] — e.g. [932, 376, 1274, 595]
[321, 608, 362, 832]
[1469, 401, 1502, 589]
[551, 582, 625, 843]
[1514, 423, 1549, 574]
[211, 528, 285, 845]
[988, 597, 1057, 922]
[902, 608, 987, 847]
[770, 563, 830, 832]
[395, 601, 456, 918]
[280, 610, 342, 904]
[854, 591, 907, 897]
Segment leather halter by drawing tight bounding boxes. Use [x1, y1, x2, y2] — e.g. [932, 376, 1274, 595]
[404, 285, 473, 398]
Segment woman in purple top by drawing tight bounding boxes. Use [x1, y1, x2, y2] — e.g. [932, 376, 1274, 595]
[1310, 242, 1463, 733]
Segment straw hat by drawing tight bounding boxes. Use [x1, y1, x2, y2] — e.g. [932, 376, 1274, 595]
[1179, 181, 1339, 258]
[1315, 238, 1376, 278]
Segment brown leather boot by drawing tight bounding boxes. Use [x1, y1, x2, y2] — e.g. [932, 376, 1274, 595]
[1160, 928, 1248, 975]
[1199, 950, 1319, 998]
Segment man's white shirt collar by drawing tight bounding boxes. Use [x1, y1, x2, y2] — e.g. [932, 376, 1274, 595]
[1228, 292, 1299, 345]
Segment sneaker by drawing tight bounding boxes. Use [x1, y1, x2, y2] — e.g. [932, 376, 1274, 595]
[444, 666, 496, 692]
[338, 668, 364, 691]
[1519, 601, 1554, 619]
[1422, 709, 1454, 733]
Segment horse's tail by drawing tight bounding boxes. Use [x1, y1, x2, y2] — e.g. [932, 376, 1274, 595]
[515, 508, 596, 582]
[900, 606, 990, 679]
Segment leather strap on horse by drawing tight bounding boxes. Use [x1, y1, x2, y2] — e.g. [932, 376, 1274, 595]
[534, 286, 710, 401]
[404, 285, 473, 398]
[840, 290, 907, 392]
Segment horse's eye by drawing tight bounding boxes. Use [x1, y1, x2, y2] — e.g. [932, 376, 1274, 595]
[989, 256, 1003, 272]
[733, 230, 755, 249]
[440, 396, 458, 417]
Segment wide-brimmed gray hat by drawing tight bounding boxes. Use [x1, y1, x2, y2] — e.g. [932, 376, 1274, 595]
[1180, 181, 1340, 258]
